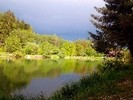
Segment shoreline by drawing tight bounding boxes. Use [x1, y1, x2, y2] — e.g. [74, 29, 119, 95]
[0, 52, 103, 61]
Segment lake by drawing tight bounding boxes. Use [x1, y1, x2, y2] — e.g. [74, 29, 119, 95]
[0, 59, 101, 97]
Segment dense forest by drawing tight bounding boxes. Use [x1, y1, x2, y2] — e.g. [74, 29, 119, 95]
[0, 11, 102, 59]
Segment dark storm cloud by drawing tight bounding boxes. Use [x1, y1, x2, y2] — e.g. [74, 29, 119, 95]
[0, 0, 104, 40]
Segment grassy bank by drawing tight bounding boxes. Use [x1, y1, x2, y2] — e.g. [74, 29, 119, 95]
[50, 61, 133, 100]
[64, 56, 103, 61]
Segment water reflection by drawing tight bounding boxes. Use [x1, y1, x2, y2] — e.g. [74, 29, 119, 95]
[16, 74, 81, 97]
[0, 59, 101, 97]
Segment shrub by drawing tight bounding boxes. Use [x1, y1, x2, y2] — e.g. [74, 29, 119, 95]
[5, 36, 21, 53]
[50, 55, 60, 60]
[0, 47, 4, 53]
[122, 49, 132, 63]
[14, 51, 24, 59]
[23, 42, 39, 55]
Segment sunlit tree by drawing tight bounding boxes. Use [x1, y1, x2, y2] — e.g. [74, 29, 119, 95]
[5, 36, 21, 53]
[0, 11, 31, 46]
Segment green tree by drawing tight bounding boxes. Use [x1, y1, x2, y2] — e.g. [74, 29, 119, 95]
[46, 34, 63, 46]
[23, 42, 39, 54]
[74, 40, 87, 56]
[75, 44, 85, 56]
[89, 0, 133, 57]
[9, 29, 35, 47]
[85, 46, 97, 56]
[5, 36, 21, 53]
[39, 41, 60, 56]
[35, 34, 63, 47]
[60, 41, 76, 57]
[0, 11, 31, 46]
[74, 40, 97, 56]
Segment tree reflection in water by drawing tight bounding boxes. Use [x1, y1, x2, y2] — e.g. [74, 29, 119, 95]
[0, 59, 101, 96]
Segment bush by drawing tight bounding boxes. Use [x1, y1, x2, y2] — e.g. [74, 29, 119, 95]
[39, 41, 60, 56]
[5, 36, 21, 53]
[60, 41, 76, 57]
[23, 42, 39, 55]
[0, 47, 4, 53]
[51, 55, 60, 60]
[98, 60, 128, 73]
[14, 51, 24, 59]
[122, 49, 132, 63]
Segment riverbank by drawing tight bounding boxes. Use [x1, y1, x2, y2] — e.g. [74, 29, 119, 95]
[50, 61, 133, 100]
[64, 56, 103, 61]
[0, 52, 103, 61]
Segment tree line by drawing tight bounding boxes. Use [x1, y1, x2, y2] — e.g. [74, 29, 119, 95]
[0, 11, 101, 58]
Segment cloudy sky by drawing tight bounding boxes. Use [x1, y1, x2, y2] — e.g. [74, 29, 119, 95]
[0, 0, 105, 40]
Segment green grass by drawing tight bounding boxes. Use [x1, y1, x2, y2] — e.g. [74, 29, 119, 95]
[50, 61, 133, 100]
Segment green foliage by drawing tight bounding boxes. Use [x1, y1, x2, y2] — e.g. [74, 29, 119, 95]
[51, 61, 132, 100]
[122, 49, 132, 63]
[0, 10, 102, 58]
[85, 47, 97, 56]
[5, 36, 21, 53]
[89, 0, 133, 57]
[9, 29, 35, 47]
[0, 47, 4, 52]
[60, 41, 76, 57]
[4, 29, 35, 53]
[35, 34, 63, 47]
[51, 55, 60, 60]
[23, 42, 39, 55]
[14, 51, 24, 59]
[0, 11, 31, 46]
[74, 40, 102, 57]
[39, 41, 60, 57]
[75, 43, 86, 56]
[99, 60, 127, 73]
[46, 34, 63, 46]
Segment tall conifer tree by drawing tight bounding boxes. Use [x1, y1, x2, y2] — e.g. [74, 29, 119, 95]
[89, 0, 133, 57]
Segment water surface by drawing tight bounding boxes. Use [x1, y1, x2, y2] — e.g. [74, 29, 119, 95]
[0, 59, 101, 97]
